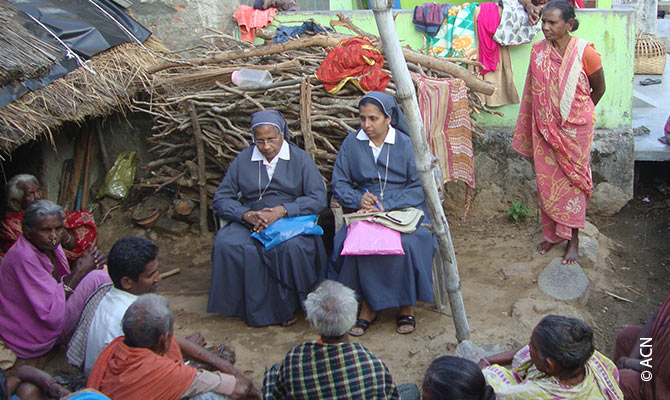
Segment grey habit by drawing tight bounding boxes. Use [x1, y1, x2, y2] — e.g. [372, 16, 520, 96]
[208, 112, 328, 327]
[329, 92, 436, 311]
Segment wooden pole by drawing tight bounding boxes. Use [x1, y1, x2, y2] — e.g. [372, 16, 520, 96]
[81, 126, 95, 209]
[189, 102, 209, 236]
[96, 119, 111, 172]
[300, 76, 317, 161]
[369, 0, 471, 342]
[68, 128, 88, 210]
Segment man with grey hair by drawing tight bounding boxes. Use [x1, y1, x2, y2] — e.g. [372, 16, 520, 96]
[1, 174, 98, 261]
[0, 200, 110, 362]
[263, 280, 400, 399]
[88, 294, 259, 400]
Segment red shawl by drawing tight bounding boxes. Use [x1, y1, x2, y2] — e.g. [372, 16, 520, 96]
[315, 37, 390, 94]
[0, 210, 97, 260]
[87, 336, 196, 400]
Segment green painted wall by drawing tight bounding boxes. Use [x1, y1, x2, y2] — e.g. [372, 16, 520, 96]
[274, 8, 633, 128]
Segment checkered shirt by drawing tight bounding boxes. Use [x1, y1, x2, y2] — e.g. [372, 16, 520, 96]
[263, 341, 400, 399]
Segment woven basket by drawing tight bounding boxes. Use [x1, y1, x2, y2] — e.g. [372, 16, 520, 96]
[635, 34, 667, 75]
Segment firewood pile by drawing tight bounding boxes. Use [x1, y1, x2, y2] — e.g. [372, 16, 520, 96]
[132, 16, 500, 230]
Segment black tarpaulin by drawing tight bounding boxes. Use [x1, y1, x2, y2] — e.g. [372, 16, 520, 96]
[0, 0, 151, 109]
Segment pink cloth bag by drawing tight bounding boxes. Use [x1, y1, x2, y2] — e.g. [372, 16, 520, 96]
[341, 220, 405, 256]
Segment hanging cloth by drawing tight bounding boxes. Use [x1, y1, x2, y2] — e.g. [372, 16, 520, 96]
[315, 37, 390, 94]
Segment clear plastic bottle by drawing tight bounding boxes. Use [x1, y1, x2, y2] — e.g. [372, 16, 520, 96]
[231, 68, 273, 89]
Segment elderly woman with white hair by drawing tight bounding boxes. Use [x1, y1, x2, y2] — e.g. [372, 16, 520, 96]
[0, 200, 109, 361]
[0, 174, 98, 261]
[263, 280, 401, 399]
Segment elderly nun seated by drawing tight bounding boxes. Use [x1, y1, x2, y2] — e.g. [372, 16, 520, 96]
[0, 200, 110, 360]
[263, 280, 401, 399]
[207, 110, 328, 327]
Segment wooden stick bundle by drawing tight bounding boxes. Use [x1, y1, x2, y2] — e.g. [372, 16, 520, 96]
[134, 19, 499, 213]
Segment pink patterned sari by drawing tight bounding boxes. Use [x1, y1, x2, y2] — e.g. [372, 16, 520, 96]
[513, 36, 596, 243]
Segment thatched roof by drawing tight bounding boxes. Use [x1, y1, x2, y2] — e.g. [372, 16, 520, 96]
[0, 37, 165, 157]
[0, 2, 64, 86]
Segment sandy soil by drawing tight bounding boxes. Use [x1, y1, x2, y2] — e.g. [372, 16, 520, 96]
[16, 172, 670, 393]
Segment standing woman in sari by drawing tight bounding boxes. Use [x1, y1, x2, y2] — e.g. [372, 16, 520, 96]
[512, 0, 605, 264]
[330, 91, 436, 336]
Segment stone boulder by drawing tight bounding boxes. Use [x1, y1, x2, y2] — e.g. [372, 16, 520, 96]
[444, 128, 634, 218]
[537, 258, 590, 304]
[588, 182, 631, 216]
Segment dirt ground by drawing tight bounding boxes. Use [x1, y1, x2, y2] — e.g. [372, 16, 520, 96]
[21, 162, 670, 392]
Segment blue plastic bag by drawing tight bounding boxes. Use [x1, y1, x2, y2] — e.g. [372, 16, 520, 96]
[251, 215, 323, 250]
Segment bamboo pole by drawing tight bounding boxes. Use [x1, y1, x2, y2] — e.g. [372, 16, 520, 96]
[300, 77, 317, 161]
[369, 0, 470, 342]
[190, 102, 209, 236]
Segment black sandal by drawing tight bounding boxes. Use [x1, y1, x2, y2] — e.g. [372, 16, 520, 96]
[349, 316, 377, 337]
[396, 314, 416, 334]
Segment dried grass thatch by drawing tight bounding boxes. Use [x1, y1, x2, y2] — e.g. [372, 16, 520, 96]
[0, 2, 64, 85]
[0, 37, 166, 157]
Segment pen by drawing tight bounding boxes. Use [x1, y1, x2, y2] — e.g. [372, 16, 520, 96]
[364, 188, 382, 211]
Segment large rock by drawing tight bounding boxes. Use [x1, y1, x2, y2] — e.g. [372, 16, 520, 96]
[578, 235, 599, 269]
[153, 216, 191, 236]
[446, 128, 633, 218]
[537, 258, 590, 304]
[588, 182, 631, 216]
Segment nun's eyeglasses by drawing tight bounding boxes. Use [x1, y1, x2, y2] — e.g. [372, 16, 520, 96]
[255, 137, 281, 145]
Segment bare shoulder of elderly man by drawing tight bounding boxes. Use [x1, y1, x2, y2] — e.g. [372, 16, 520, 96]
[0, 200, 110, 360]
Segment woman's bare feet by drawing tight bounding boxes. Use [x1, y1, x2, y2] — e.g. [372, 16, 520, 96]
[536, 240, 555, 255]
[562, 229, 579, 264]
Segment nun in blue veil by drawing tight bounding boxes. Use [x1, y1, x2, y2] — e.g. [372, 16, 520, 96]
[329, 91, 436, 336]
[207, 110, 328, 327]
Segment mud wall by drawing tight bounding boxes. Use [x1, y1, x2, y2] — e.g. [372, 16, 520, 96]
[128, 0, 245, 51]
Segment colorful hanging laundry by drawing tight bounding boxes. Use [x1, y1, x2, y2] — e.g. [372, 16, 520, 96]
[413, 2, 449, 37]
[315, 37, 390, 94]
[430, 2, 479, 60]
[414, 74, 475, 218]
[477, 2, 501, 75]
[233, 5, 277, 42]
[493, 0, 540, 46]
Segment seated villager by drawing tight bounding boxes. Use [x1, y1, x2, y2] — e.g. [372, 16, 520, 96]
[207, 110, 328, 327]
[422, 356, 495, 400]
[0, 174, 98, 261]
[87, 294, 259, 400]
[68, 237, 236, 376]
[480, 315, 623, 399]
[614, 291, 669, 400]
[263, 280, 400, 399]
[329, 91, 436, 336]
[0, 200, 110, 361]
[3, 366, 110, 400]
